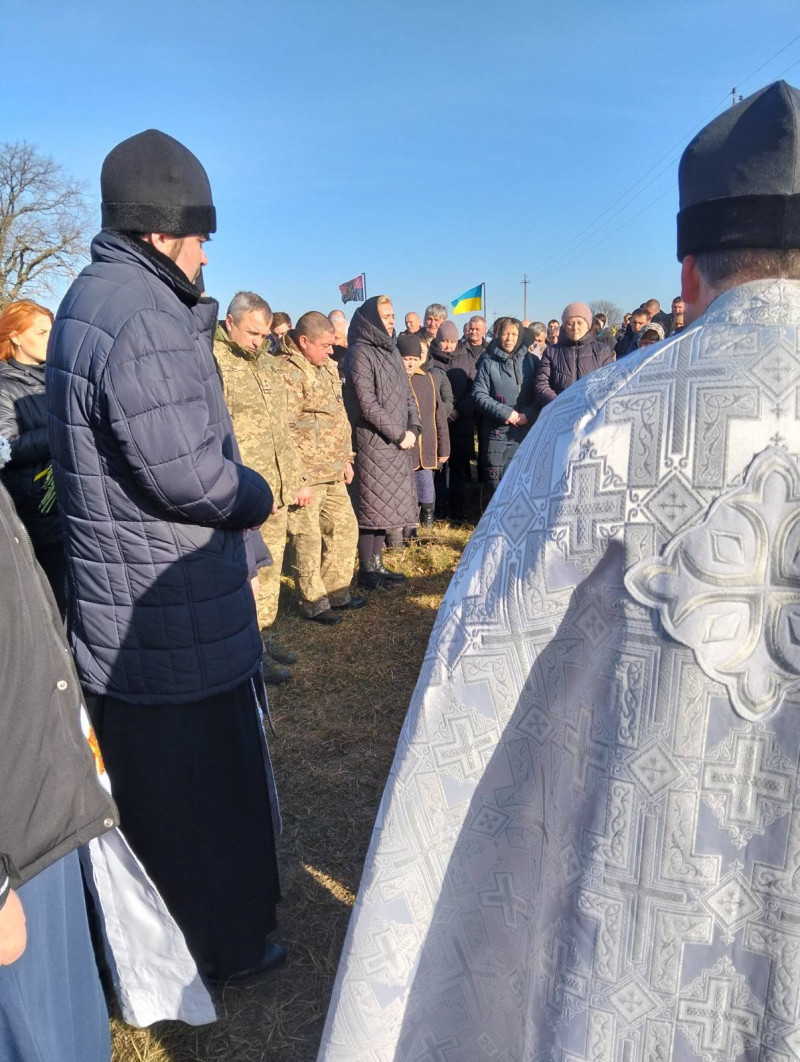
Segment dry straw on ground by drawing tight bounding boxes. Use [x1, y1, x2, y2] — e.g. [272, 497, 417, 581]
[111, 522, 472, 1062]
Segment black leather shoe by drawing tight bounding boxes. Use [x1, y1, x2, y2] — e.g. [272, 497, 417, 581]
[206, 942, 288, 984]
[262, 658, 292, 684]
[332, 595, 366, 610]
[306, 608, 343, 625]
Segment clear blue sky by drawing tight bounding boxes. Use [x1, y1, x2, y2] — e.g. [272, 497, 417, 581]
[8, 0, 800, 325]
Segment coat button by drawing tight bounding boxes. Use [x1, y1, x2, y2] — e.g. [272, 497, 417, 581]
[56, 679, 68, 690]
[103, 818, 114, 828]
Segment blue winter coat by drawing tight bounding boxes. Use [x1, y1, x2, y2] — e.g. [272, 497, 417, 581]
[472, 344, 539, 443]
[47, 231, 274, 704]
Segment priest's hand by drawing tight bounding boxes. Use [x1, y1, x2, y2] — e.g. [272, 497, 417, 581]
[398, 431, 416, 450]
[0, 891, 26, 965]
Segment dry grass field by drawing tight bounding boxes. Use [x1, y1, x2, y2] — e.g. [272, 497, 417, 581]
[110, 521, 472, 1062]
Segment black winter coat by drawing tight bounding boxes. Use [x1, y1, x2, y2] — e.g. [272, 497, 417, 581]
[535, 331, 615, 405]
[344, 306, 421, 529]
[47, 231, 274, 705]
[427, 340, 478, 460]
[0, 358, 61, 549]
[615, 326, 636, 358]
[424, 359, 454, 418]
[0, 480, 117, 903]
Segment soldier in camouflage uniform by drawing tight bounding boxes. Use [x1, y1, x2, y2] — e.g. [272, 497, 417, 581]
[279, 312, 363, 624]
[214, 291, 312, 679]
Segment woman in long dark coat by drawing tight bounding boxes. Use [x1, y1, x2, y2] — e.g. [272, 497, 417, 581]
[344, 296, 421, 588]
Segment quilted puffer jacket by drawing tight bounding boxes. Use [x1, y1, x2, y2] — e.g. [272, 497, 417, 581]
[344, 304, 421, 530]
[0, 357, 61, 549]
[47, 231, 274, 705]
[535, 331, 615, 405]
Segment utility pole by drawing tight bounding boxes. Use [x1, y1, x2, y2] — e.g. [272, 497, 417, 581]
[521, 274, 530, 319]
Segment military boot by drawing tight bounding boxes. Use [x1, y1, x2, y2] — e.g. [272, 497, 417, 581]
[262, 657, 292, 684]
[266, 637, 297, 666]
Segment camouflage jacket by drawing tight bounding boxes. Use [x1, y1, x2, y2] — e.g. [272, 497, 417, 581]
[213, 324, 305, 507]
[278, 333, 354, 485]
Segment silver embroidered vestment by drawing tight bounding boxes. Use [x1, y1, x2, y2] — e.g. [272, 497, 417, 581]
[319, 280, 800, 1062]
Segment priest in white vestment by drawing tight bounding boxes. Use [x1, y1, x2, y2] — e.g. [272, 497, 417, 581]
[320, 80, 800, 1061]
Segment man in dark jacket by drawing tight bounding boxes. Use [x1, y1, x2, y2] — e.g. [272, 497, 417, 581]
[535, 302, 615, 406]
[463, 315, 489, 364]
[614, 306, 651, 357]
[47, 130, 284, 983]
[0, 463, 118, 1061]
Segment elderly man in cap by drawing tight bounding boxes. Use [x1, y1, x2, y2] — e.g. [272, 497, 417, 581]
[47, 130, 284, 983]
[318, 82, 800, 1059]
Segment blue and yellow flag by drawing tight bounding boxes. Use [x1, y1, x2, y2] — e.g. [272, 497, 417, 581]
[451, 284, 483, 315]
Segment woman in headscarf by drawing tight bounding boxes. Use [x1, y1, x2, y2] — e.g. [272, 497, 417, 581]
[472, 317, 538, 498]
[344, 296, 421, 588]
[0, 299, 66, 612]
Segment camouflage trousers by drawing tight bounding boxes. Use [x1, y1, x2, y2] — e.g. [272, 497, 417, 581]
[288, 479, 358, 618]
[258, 503, 289, 629]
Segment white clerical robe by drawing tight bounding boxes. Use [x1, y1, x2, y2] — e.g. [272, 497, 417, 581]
[319, 279, 800, 1061]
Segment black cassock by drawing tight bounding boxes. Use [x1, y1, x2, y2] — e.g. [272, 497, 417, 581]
[88, 677, 280, 979]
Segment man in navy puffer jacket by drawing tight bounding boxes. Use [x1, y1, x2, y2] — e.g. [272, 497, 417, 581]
[47, 130, 285, 982]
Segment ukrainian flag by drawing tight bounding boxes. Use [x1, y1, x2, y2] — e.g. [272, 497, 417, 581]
[451, 284, 483, 315]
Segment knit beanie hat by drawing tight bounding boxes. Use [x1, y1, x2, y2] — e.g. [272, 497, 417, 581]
[397, 333, 423, 359]
[561, 302, 593, 328]
[436, 321, 459, 343]
[101, 129, 216, 235]
[677, 80, 800, 259]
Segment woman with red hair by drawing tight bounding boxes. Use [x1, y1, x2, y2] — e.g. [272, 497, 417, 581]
[0, 299, 66, 611]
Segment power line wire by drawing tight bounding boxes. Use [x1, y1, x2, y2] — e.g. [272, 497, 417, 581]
[538, 185, 677, 283]
[535, 34, 800, 277]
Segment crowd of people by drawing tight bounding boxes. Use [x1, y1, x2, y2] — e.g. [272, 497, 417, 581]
[3, 77, 800, 1062]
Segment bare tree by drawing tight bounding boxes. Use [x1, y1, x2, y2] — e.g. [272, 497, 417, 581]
[590, 299, 623, 328]
[0, 141, 92, 307]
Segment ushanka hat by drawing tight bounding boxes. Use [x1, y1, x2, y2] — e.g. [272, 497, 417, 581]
[677, 80, 800, 259]
[101, 129, 216, 235]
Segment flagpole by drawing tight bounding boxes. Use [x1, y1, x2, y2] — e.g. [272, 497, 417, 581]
[362, 272, 367, 300]
[482, 282, 486, 321]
